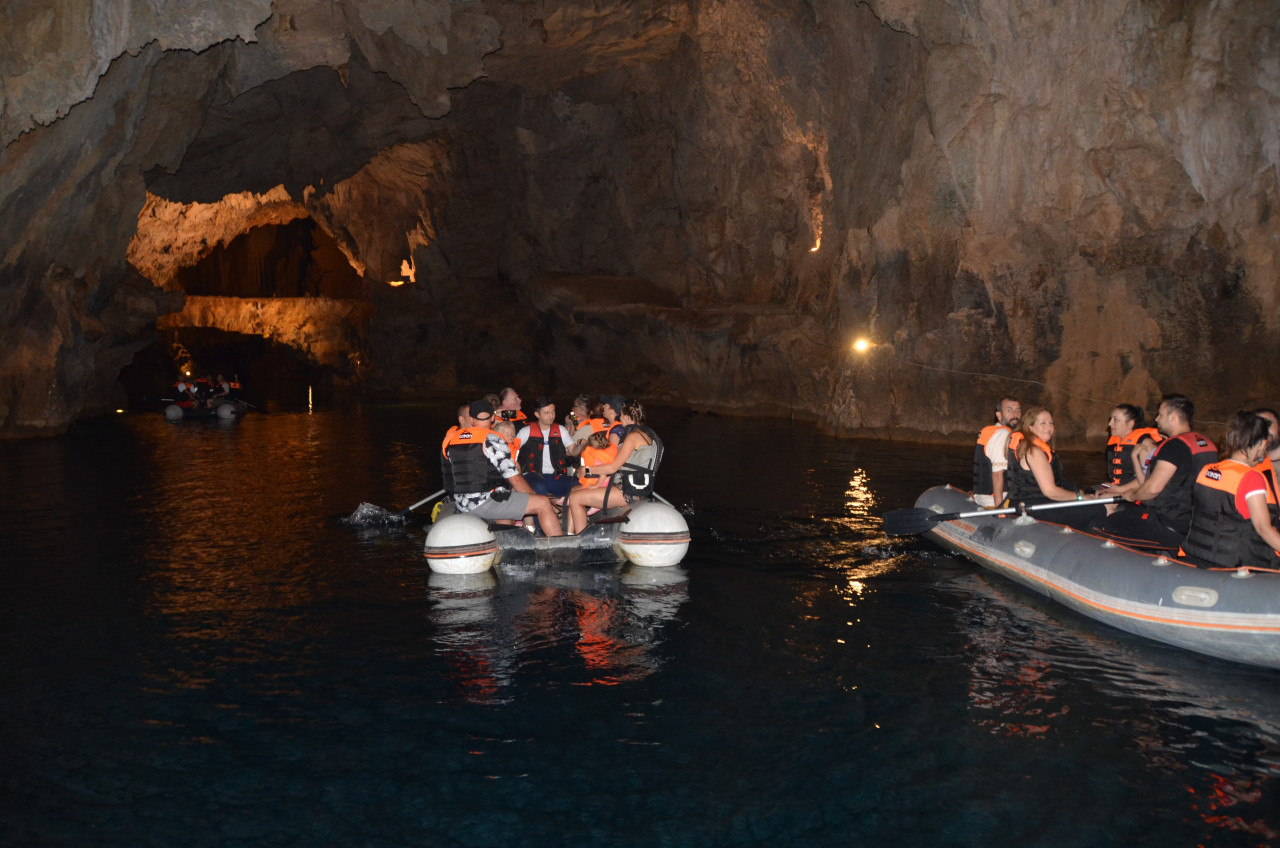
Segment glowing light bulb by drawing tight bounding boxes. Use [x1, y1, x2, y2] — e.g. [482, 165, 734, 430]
[852, 338, 870, 354]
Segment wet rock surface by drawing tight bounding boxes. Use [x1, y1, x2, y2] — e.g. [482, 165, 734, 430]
[1, 0, 1277, 442]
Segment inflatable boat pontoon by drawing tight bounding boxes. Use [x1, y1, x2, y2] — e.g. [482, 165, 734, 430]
[424, 500, 690, 574]
[906, 485, 1280, 670]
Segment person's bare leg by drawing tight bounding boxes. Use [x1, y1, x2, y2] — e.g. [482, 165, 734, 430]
[527, 494, 563, 537]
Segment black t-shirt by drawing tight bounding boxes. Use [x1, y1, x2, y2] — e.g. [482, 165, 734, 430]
[1148, 434, 1216, 529]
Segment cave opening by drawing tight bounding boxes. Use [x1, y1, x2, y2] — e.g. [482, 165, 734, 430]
[122, 215, 374, 410]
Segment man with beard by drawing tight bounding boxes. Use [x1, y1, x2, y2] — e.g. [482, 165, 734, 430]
[973, 396, 1021, 507]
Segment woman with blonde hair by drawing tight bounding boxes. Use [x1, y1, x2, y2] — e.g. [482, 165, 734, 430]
[1005, 407, 1106, 530]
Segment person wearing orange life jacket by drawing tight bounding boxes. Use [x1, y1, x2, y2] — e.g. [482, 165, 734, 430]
[600, 395, 628, 445]
[566, 400, 663, 534]
[1004, 407, 1108, 530]
[1182, 411, 1280, 568]
[1100, 403, 1162, 497]
[173, 380, 199, 409]
[973, 395, 1021, 507]
[441, 399, 562, 536]
[1252, 409, 1280, 497]
[440, 402, 474, 453]
[576, 431, 618, 489]
[495, 387, 528, 424]
[492, 420, 521, 454]
[565, 393, 592, 433]
[1092, 393, 1219, 552]
[572, 399, 611, 447]
[516, 397, 582, 498]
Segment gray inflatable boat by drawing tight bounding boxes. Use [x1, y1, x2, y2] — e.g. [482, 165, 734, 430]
[911, 485, 1280, 670]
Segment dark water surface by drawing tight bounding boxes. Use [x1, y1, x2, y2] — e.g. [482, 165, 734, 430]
[2, 405, 1278, 847]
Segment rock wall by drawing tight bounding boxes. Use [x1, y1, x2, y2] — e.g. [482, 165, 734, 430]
[1, 0, 1278, 442]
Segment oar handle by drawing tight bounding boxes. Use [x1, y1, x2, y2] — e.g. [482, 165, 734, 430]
[1021, 495, 1122, 513]
[936, 506, 1018, 522]
[402, 489, 446, 514]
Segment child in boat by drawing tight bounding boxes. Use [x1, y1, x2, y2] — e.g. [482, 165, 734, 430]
[577, 431, 618, 488]
[493, 419, 521, 455]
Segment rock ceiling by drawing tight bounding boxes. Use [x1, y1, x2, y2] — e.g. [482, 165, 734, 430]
[1, 0, 1278, 440]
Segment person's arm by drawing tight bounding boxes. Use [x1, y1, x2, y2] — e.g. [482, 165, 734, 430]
[1128, 458, 1177, 502]
[562, 428, 584, 457]
[1027, 447, 1082, 501]
[506, 471, 535, 494]
[1243, 490, 1280, 554]
[987, 430, 1010, 505]
[585, 432, 643, 478]
[1108, 477, 1141, 497]
[1131, 441, 1157, 486]
[990, 470, 1006, 505]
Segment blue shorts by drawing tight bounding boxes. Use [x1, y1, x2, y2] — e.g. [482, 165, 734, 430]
[523, 472, 577, 498]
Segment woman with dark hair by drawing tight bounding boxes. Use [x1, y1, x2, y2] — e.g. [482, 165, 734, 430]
[1102, 403, 1162, 496]
[565, 400, 663, 534]
[1004, 407, 1106, 530]
[1181, 411, 1280, 568]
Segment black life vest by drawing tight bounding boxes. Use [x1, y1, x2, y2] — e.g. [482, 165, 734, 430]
[973, 424, 1011, 496]
[517, 422, 572, 476]
[1106, 427, 1162, 486]
[440, 427, 508, 496]
[1183, 460, 1276, 567]
[1005, 434, 1069, 504]
[1145, 432, 1218, 532]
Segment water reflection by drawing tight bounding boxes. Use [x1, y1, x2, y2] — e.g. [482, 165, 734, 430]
[844, 468, 877, 518]
[426, 571, 509, 705]
[948, 571, 1280, 839]
[426, 564, 689, 703]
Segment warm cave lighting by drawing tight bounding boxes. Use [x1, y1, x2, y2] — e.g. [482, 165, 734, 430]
[852, 337, 871, 354]
[810, 238, 821, 252]
[116, 409, 124, 414]
[387, 257, 417, 287]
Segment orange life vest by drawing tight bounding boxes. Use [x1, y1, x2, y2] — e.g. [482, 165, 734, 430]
[1184, 459, 1276, 567]
[578, 444, 619, 488]
[1105, 427, 1162, 485]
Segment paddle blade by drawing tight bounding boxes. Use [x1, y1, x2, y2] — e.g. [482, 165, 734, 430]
[882, 507, 942, 536]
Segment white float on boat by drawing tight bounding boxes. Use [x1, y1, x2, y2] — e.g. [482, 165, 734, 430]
[616, 501, 691, 568]
[423, 514, 500, 574]
[422, 501, 690, 573]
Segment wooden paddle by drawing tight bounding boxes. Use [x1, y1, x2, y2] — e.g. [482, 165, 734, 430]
[883, 496, 1122, 536]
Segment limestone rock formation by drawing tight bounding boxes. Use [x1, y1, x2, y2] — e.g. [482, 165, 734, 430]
[1, 0, 1278, 443]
